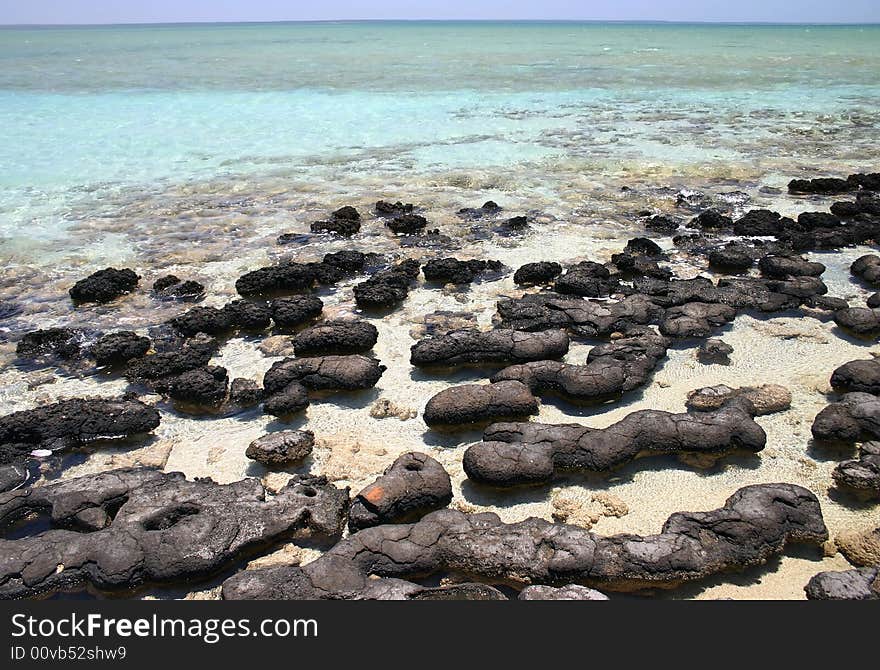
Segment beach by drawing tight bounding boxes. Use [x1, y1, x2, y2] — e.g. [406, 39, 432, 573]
[1, 22, 879, 600]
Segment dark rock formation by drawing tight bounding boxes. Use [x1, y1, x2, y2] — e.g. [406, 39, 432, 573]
[311, 206, 361, 236]
[733, 209, 794, 237]
[263, 355, 385, 394]
[152, 275, 205, 301]
[464, 405, 764, 485]
[513, 261, 562, 286]
[834, 307, 880, 338]
[805, 567, 879, 600]
[229, 378, 262, 407]
[269, 295, 324, 328]
[685, 384, 791, 416]
[0, 398, 160, 468]
[90, 332, 151, 367]
[422, 258, 505, 284]
[375, 201, 414, 216]
[698, 338, 733, 364]
[811, 392, 880, 444]
[235, 263, 316, 297]
[490, 328, 668, 404]
[758, 255, 825, 279]
[0, 468, 349, 599]
[353, 260, 420, 309]
[410, 328, 569, 369]
[222, 483, 826, 598]
[659, 302, 736, 338]
[125, 333, 218, 383]
[690, 209, 733, 230]
[869, 293, 880, 308]
[788, 177, 852, 194]
[16, 328, 84, 361]
[246, 430, 315, 467]
[832, 442, 880, 497]
[69, 268, 139, 304]
[645, 215, 679, 233]
[292, 320, 378, 356]
[851, 254, 880, 287]
[554, 261, 618, 297]
[168, 306, 230, 337]
[708, 245, 754, 274]
[222, 299, 272, 331]
[830, 359, 880, 394]
[386, 214, 428, 235]
[348, 452, 452, 531]
[165, 366, 228, 407]
[423, 381, 538, 428]
[496, 293, 663, 338]
[457, 201, 502, 220]
[263, 383, 310, 417]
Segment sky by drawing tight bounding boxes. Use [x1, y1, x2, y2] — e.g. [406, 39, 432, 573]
[1, 1, 878, 25]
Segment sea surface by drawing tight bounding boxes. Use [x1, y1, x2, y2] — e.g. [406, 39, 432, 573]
[1, 22, 879, 599]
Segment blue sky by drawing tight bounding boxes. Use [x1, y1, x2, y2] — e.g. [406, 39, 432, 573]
[2, 1, 879, 25]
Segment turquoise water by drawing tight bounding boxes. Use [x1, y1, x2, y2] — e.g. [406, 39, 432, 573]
[0, 22, 878, 288]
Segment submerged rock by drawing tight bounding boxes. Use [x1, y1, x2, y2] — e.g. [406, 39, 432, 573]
[311, 206, 362, 236]
[229, 378, 263, 407]
[152, 275, 205, 301]
[348, 452, 452, 531]
[263, 383, 310, 418]
[246, 430, 315, 467]
[0, 397, 160, 469]
[690, 209, 733, 230]
[659, 302, 736, 338]
[465, 405, 764, 486]
[423, 380, 538, 428]
[292, 320, 379, 355]
[125, 333, 218, 382]
[16, 328, 84, 361]
[411, 328, 569, 369]
[0, 468, 349, 599]
[235, 262, 316, 297]
[69, 268, 139, 304]
[686, 384, 792, 416]
[386, 214, 428, 235]
[165, 366, 228, 407]
[353, 260, 420, 309]
[90, 331, 151, 367]
[222, 483, 826, 598]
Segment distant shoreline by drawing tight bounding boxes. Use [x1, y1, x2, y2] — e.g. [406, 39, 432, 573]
[2, 19, 879, 29]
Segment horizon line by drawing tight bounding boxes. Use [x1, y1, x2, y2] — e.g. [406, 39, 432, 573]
[2, 18, 880, 28]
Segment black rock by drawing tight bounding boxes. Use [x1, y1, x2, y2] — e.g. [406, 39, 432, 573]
[375, 201, 414, 216]
[353, 260, 420, 309]
[229, 378, 263, 406]
[851, 254, 880, 287]
[222, 299, 272, 331]
[805, 567, 879, 600]
[645, 215, 679, 233]
[263, 355, 385, 394]
[624, 237, 663, 256]
[386, 214, 428, 235]
[513, 261, 562, 286]
[758, 255, 825, 278]
[832, 442, 880, 497]
[422, 258, 505, 284]
[69, 268, 139, 304]
[152, 275, 205, 301]
[292, 320, 379, 355]
[168, 306, 231, 337]
[166, 366, 228, 407]
[348, 452, 452, 531]
[16, 328, 84, 361]
[269, 295, 324, 328]
[690, 209, 733, 230]
[830, 359, 880, 394]
[125, 333, 218, 382]
[708, 246, 754, 274]
[698, 338, 733, 364]
[235, 263, 316, 297]
[263, 383, 310, 417]
[423, 380, 539, 428]
[788, 177, 852, 194]
[246, 430, 315, 467]
[90, 331, 151, 367]
[411, 328, 569, 369]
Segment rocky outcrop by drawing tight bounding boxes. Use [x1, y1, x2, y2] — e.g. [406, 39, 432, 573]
[90, 332, 151, 367]
[830, 359, 880, 394]
[490, 328, 668, 403]
[496, 294, 663, 338]
[353, 260, 420, 309]
[229, 378, 262, 406]
[423, 381, 538, 428]
[269, 295, 324, 328]
[513, 262, 562, 286]
[235, 262, 317, 297]
[832, 442, 880, 497]
[811, 392, 880, 444]
[386, 214, 428, 235]
[422, 258, 505, 284]
[263, 355, 385, 394]
[348, 452, 452, 531]
[69, 268, 139, 304]
[246, 430, 315, 467]
[0, 468, 349, 599]
[311, 206, 361, 236]
[851, 254, 880, 287]
[659, 302, 736, 338]
[152, 275, 205, 301]
[292, 320, 379, 355]
[410, 328, 569, 369]
[464, 405, 764, 486]
[125, 333, 218, 383]
[788, 177, 853, 194]
[16, 328, 85, 361]
[685, 384, 792, 416]
[733, 210, 794, 237]
[221, 483, 826, 598]
[164, 366, 229, 407]
[804, 567, 879, 600]
[833, 307, 880, 338]
[690, 209, 733, 230]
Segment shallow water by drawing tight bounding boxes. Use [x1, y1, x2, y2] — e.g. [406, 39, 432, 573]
[1, 22, 879, 600]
